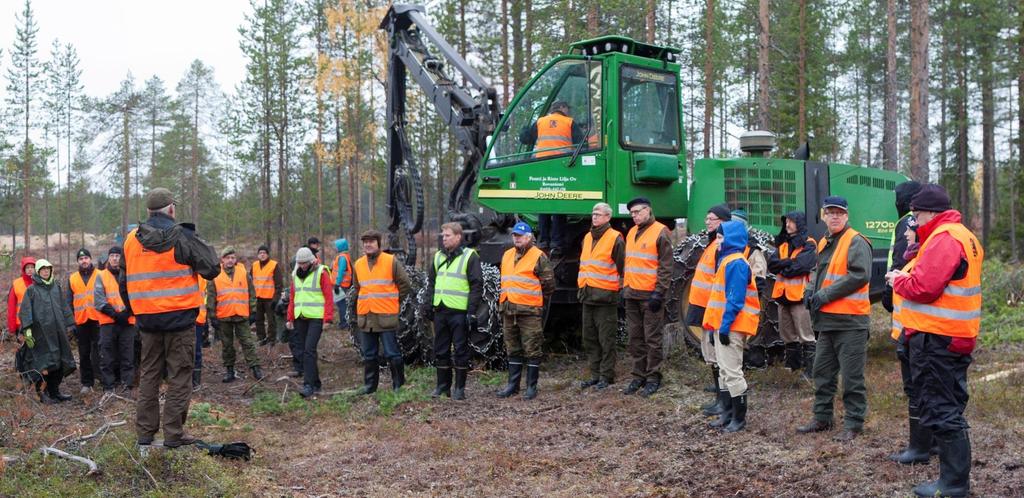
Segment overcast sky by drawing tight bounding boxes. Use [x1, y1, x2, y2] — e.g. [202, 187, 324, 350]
[0, 0, 249, 100]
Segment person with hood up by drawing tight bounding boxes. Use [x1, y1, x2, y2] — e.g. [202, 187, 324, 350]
[767, 211, 818, 376]
[16, 259, 77, 404]
[884, 181, 923, 312]
[703, 221, 760, 432]
[66, 248, 103, 394]
[889, 184, 983, 498]
[331, 238, 353, 328]
[7, 256, 35, 337]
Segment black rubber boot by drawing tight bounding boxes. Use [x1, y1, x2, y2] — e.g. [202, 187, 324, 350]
[192, 369, 202, 390]
[708, 390, 733, 428]
[389, 358, 406, 391]
[358, 360, 379, 395]
[784, 342, 802, 370]
[703, 365, 719, 393]
[523, 363, 540, 400]
[801, 342, 816, 380]
[890, 409, 934, 465]
[702, 369, 725, 415]
[251, 366, 264, 381]
[222, 367, 237, 383]
[723, 393, 747, 433]
[452, 367, 468, 401]
[432, 367, 452, 398]
[913, 430, 971, 498]
[497, 359, 523, 398]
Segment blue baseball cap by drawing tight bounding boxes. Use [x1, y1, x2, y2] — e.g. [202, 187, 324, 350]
[511, 221, 533, 235]
[822, 196, 849, 211]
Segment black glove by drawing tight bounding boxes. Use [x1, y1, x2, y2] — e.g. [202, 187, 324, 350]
[718, 331, 731, 346]
[466, 312, 478, 331]
[114, 311, 131, 326]
[333, 285, 341, 295]
[807, 293, 824, 312]
[249, 315, 257, 325]
[647, 292, 663, 313]
[274, 300, 287, 315]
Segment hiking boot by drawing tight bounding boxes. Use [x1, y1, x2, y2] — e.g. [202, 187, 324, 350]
[39, 391, 59, 405]
[452, 367, 468, 401]
[79, 385, 92, 395]
[251, 366, 265, 381]
[622, 379, 645, 395]
[52, 390, 72, 402]
[299, 384, 315, 398]
[163, 434, 198, 448]
[912, 430, 970, 498]
[796, 419, 833, 434]
[833, 427, 862, 442]
[580, 378, 600, 389]
[432, 367, 452, 398]
[639, 378, 661, 398]
[595, 378, 611, 390]
[222, 367, 237, 383]
[523, 364, 540, 400]
[497, 360, 523, 398]
[723, 393, 748, 433]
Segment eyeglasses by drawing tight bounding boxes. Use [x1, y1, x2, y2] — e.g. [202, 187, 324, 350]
[705, 215, 720, 223]
[629, 207, 648, 215]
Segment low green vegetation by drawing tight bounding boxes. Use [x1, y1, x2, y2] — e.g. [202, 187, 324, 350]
[980, 259, 1024, 346]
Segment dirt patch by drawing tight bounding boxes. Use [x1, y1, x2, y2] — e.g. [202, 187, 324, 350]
[2, 327, 1022, 496]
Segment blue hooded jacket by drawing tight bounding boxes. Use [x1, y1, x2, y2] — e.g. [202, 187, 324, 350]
[334, 238, 350, 286]
[715, 221, 752, 334]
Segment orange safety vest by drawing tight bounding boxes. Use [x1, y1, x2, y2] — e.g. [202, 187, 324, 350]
[214, 264, 250, 319]
[890, 258, 916, 340]
[816, 228, 871, 316]
[534, 113, 574, 158]
[124, 228, 201, 315]
[11, 278, 29, 329]
[771, 238, 817, 301]
[252, 259, 278, 300]
[499, 246, 544, 307]
[70, 270, 102, 325]
[95, 269, 136, 326]
[333, 252, 353, 289]
[702, 252, 761, 335]
[196, 278, 208, 325]
[355, 252, 400, 315]
[689, 239, 720, 307]
[578, 228, 622, 291]
[897, 223, 983, 339]
[625, 221, 667, 293]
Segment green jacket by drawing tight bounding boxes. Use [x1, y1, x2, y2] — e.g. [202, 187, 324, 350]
[18, 274, 77, 378]
[806, 225, 873, 332]
[347, 252, 413, 332]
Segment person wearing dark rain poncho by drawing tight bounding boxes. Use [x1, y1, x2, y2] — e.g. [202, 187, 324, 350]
[16, 259, 78, 404]
[702, 222, 760, 432]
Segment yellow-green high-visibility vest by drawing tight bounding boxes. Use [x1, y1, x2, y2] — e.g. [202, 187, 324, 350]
[293, 265, 326, 319]
[432, 248, 475, 311]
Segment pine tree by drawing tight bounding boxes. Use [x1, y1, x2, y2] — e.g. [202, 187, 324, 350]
[5, 0, 42, 251]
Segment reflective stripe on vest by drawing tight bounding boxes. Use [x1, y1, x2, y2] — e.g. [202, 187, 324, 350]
[12, 278, 28, 329]
[898, 223, 984, 338]
[252, 259, 278, 300]
[770, 238, 816, 301]
[124, 228, 201, 315]
[816, 228, 871, 315]
[688, 238, 719, 307]
[499, 246, 544, 307]
[578, 228, 622, 291]
[96, 269, 136, 326]
[433, 248, 475, 311]
[70, 270, 101, 324]
[196, 278, 208, 325]
[702, 252, 761, 335]
[625, 221, 667, 293]
[214, 264, 250, 319]
[294, 265, 326, 319]
[534, 113, 574, 158]
[355, 253, 400, 315]
[333, 252, 353, 289]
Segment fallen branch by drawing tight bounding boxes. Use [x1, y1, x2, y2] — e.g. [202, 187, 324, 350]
[241, 376, 267, 395]
[79, 420, 127, 442]
[978, 366, 1023, 383]
[281, 384, 289, 403]
[40, 447, 100, 476]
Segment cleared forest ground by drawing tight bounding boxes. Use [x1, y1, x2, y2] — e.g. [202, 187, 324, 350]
[2, 311, 1023, 497]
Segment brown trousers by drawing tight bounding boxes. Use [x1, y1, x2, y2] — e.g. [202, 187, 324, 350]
[136, 327, 194, 443]
[625, 298, 665, 382]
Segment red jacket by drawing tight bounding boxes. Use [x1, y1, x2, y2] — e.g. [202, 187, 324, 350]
[287, 265, 334, 323]
[6, 256, 35, 335]
[892, 210, 976, 354]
